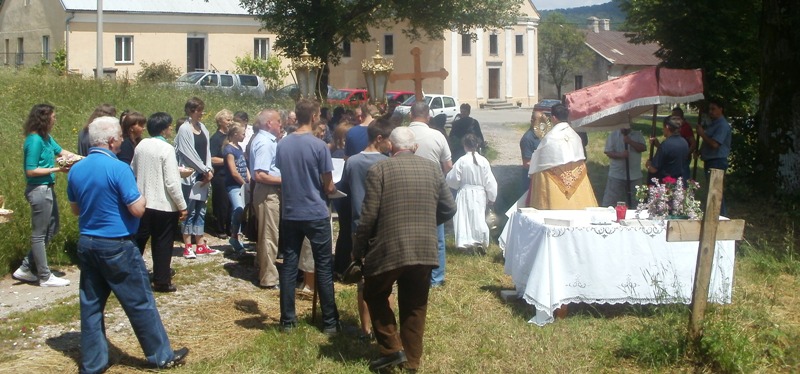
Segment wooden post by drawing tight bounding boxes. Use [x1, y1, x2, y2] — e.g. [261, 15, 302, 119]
[688, 168, 725, 342]
[389, 47, 449, 100]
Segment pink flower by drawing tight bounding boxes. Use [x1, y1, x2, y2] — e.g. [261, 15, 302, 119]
[662, 176, 677, 184]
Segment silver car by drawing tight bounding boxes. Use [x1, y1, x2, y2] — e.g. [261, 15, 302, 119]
[175, 72, 266, 97]
[394, 94, 460, 123]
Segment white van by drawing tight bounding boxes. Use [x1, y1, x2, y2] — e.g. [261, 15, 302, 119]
[394, 94, 460, 123]
[175, 72, 266, 97]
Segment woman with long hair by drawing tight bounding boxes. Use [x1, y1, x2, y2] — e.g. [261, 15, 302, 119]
[13, 104, 77, 287]
[222, 124, 250, 255]
[117, 110, 146, 165]
[78, 103, 117, 156]
[175, 97, 219, 258]
[210, 109, 233, 239]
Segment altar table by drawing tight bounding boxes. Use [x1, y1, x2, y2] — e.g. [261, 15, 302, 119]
[502, 209, 735, 326]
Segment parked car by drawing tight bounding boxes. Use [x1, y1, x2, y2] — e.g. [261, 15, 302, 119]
[270, 83, 337, 101]
[386, 90, 415, 105]
[533, 99, 562, 114]
[174, 72, 266, 97]
[327, 88, 369, 107]
[393, 94, 460, 123]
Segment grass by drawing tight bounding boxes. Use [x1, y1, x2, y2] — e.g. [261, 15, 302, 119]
[0, 68, 798, 372]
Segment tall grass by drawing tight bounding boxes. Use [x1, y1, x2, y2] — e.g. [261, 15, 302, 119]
[0, 68, 283, 274]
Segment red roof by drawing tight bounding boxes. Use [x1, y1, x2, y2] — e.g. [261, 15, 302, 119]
[583, 30, 661, 66]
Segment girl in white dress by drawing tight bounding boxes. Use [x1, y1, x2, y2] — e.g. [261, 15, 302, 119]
[445, 134, 498, 254]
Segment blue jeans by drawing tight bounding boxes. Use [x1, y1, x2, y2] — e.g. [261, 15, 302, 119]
[227, 185, 244, 236]
[77, 236, 174, 373]
[430, 224, 446, 285]
[279, 219, 339, 330]
[21, 184, 59, 281]
[704, 159, 728, 216]
[182, 198, 206, 236]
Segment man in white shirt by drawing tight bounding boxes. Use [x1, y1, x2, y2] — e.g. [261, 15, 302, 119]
[407, 102, 452, 288]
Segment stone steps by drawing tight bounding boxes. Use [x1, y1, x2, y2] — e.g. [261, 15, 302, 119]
[482, 99, 519, 110]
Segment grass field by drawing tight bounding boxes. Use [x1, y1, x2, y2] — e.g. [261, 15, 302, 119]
[0, 68, 798, 373]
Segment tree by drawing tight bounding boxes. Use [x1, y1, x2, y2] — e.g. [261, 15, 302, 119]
[619, 0, 800, 193]
[233, 54, 288, 90]
[538, 12, 593, 99]
[239, 0, 522, 91]
[617, 0, 760, 116]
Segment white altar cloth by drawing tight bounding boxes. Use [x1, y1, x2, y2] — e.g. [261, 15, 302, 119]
[502, 210, 735, 326]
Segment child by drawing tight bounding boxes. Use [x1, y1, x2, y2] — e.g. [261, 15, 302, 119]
[445, 134, 498, 254]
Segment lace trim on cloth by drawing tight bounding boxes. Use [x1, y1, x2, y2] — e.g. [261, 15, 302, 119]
[543, 160, 587, 199]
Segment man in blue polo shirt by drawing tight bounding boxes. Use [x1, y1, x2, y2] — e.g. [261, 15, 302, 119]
[68, 116, 187, 373]
[697, 99, 732, 215]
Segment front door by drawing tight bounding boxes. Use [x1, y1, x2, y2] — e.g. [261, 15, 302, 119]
[488, 68, 500, 99]
[187, 38, 205, 72]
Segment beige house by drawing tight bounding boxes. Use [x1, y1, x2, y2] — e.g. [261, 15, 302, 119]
[0, 0, 278, 78]
[0, 0, 541, 106]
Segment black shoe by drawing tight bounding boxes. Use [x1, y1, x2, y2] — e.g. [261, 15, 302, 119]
[322, 322, 342, 337]
[153, 283, 177, 293]
[368, 351, 407, 372]
[280, 322, 296, 333]
[160, 347, 189, 368]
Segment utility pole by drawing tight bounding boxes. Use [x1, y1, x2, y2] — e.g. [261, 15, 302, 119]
[95, 0, 103, 79]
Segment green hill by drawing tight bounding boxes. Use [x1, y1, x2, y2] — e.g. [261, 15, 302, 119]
[539, 2, 626, 31]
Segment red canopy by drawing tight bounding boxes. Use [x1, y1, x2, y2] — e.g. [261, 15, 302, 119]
[564, 67, 704, 131]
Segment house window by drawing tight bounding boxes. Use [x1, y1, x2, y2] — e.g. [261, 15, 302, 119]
[254, 38, 269, 60]
[461, 34, 471, 55]
[515, 35, 523, 55]
[575, 75, 584, 90]
[42, 35, 50, 61]
[16, 38, 23, 65]
[489, 34, 498, 56]
[4, 39, 9, 65]
[384, 35, 393, 55]
[115, 36, 133, 63]
[342, 41, 351, 58]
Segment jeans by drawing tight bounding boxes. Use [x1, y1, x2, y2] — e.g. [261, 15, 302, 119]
[21, 184, 59, 281]
[430, 224, 446, 285]
[135, 209, 180, 286]
[279, 219, 339, 330]
[227, 185, 244, 237]
[704, 159, 728, 216]
[182, 198, 206, 236]
[77, 236, 174, 373]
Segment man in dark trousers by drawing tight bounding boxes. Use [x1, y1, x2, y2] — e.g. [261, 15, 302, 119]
[67, 116, 187, 373]
[354, 126, 457, 373]
[449, 103, 484, 162]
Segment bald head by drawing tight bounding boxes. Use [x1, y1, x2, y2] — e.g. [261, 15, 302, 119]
[256, 109, 281, 136]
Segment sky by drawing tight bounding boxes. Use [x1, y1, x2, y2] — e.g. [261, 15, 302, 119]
[535, 0, 610, 10]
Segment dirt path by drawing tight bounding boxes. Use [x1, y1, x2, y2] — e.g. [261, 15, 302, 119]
[0, 108, 529, 370]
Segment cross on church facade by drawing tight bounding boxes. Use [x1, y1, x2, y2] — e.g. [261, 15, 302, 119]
[389, 47, 449, 101]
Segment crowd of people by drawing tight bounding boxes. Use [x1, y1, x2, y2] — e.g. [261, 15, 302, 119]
[12, 95, 730, 373]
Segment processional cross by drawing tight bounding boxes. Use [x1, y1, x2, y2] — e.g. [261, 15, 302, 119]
[389, 47, 449, 100]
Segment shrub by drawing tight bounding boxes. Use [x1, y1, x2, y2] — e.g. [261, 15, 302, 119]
[135, 60, 182, 83]
[233, 54, 287, 90]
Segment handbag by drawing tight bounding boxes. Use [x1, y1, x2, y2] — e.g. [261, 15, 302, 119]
[240, 181, 259, 242]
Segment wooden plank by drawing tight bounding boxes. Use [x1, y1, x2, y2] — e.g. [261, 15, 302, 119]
[666, 219, 745, 242]
[689, 169, 724, 342]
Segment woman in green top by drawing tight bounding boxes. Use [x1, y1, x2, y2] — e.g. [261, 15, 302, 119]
[13, 104, 77, 287]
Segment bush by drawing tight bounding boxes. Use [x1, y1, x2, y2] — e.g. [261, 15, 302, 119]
[233, 54, 287, 90]
[135, 60, 182, 83]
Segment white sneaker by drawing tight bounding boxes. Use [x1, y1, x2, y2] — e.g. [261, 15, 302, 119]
[12, 267, 38, 283]
[40, 274, 70, 287]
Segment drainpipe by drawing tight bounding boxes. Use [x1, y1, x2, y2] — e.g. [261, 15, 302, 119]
[65, 12, 75, 72]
